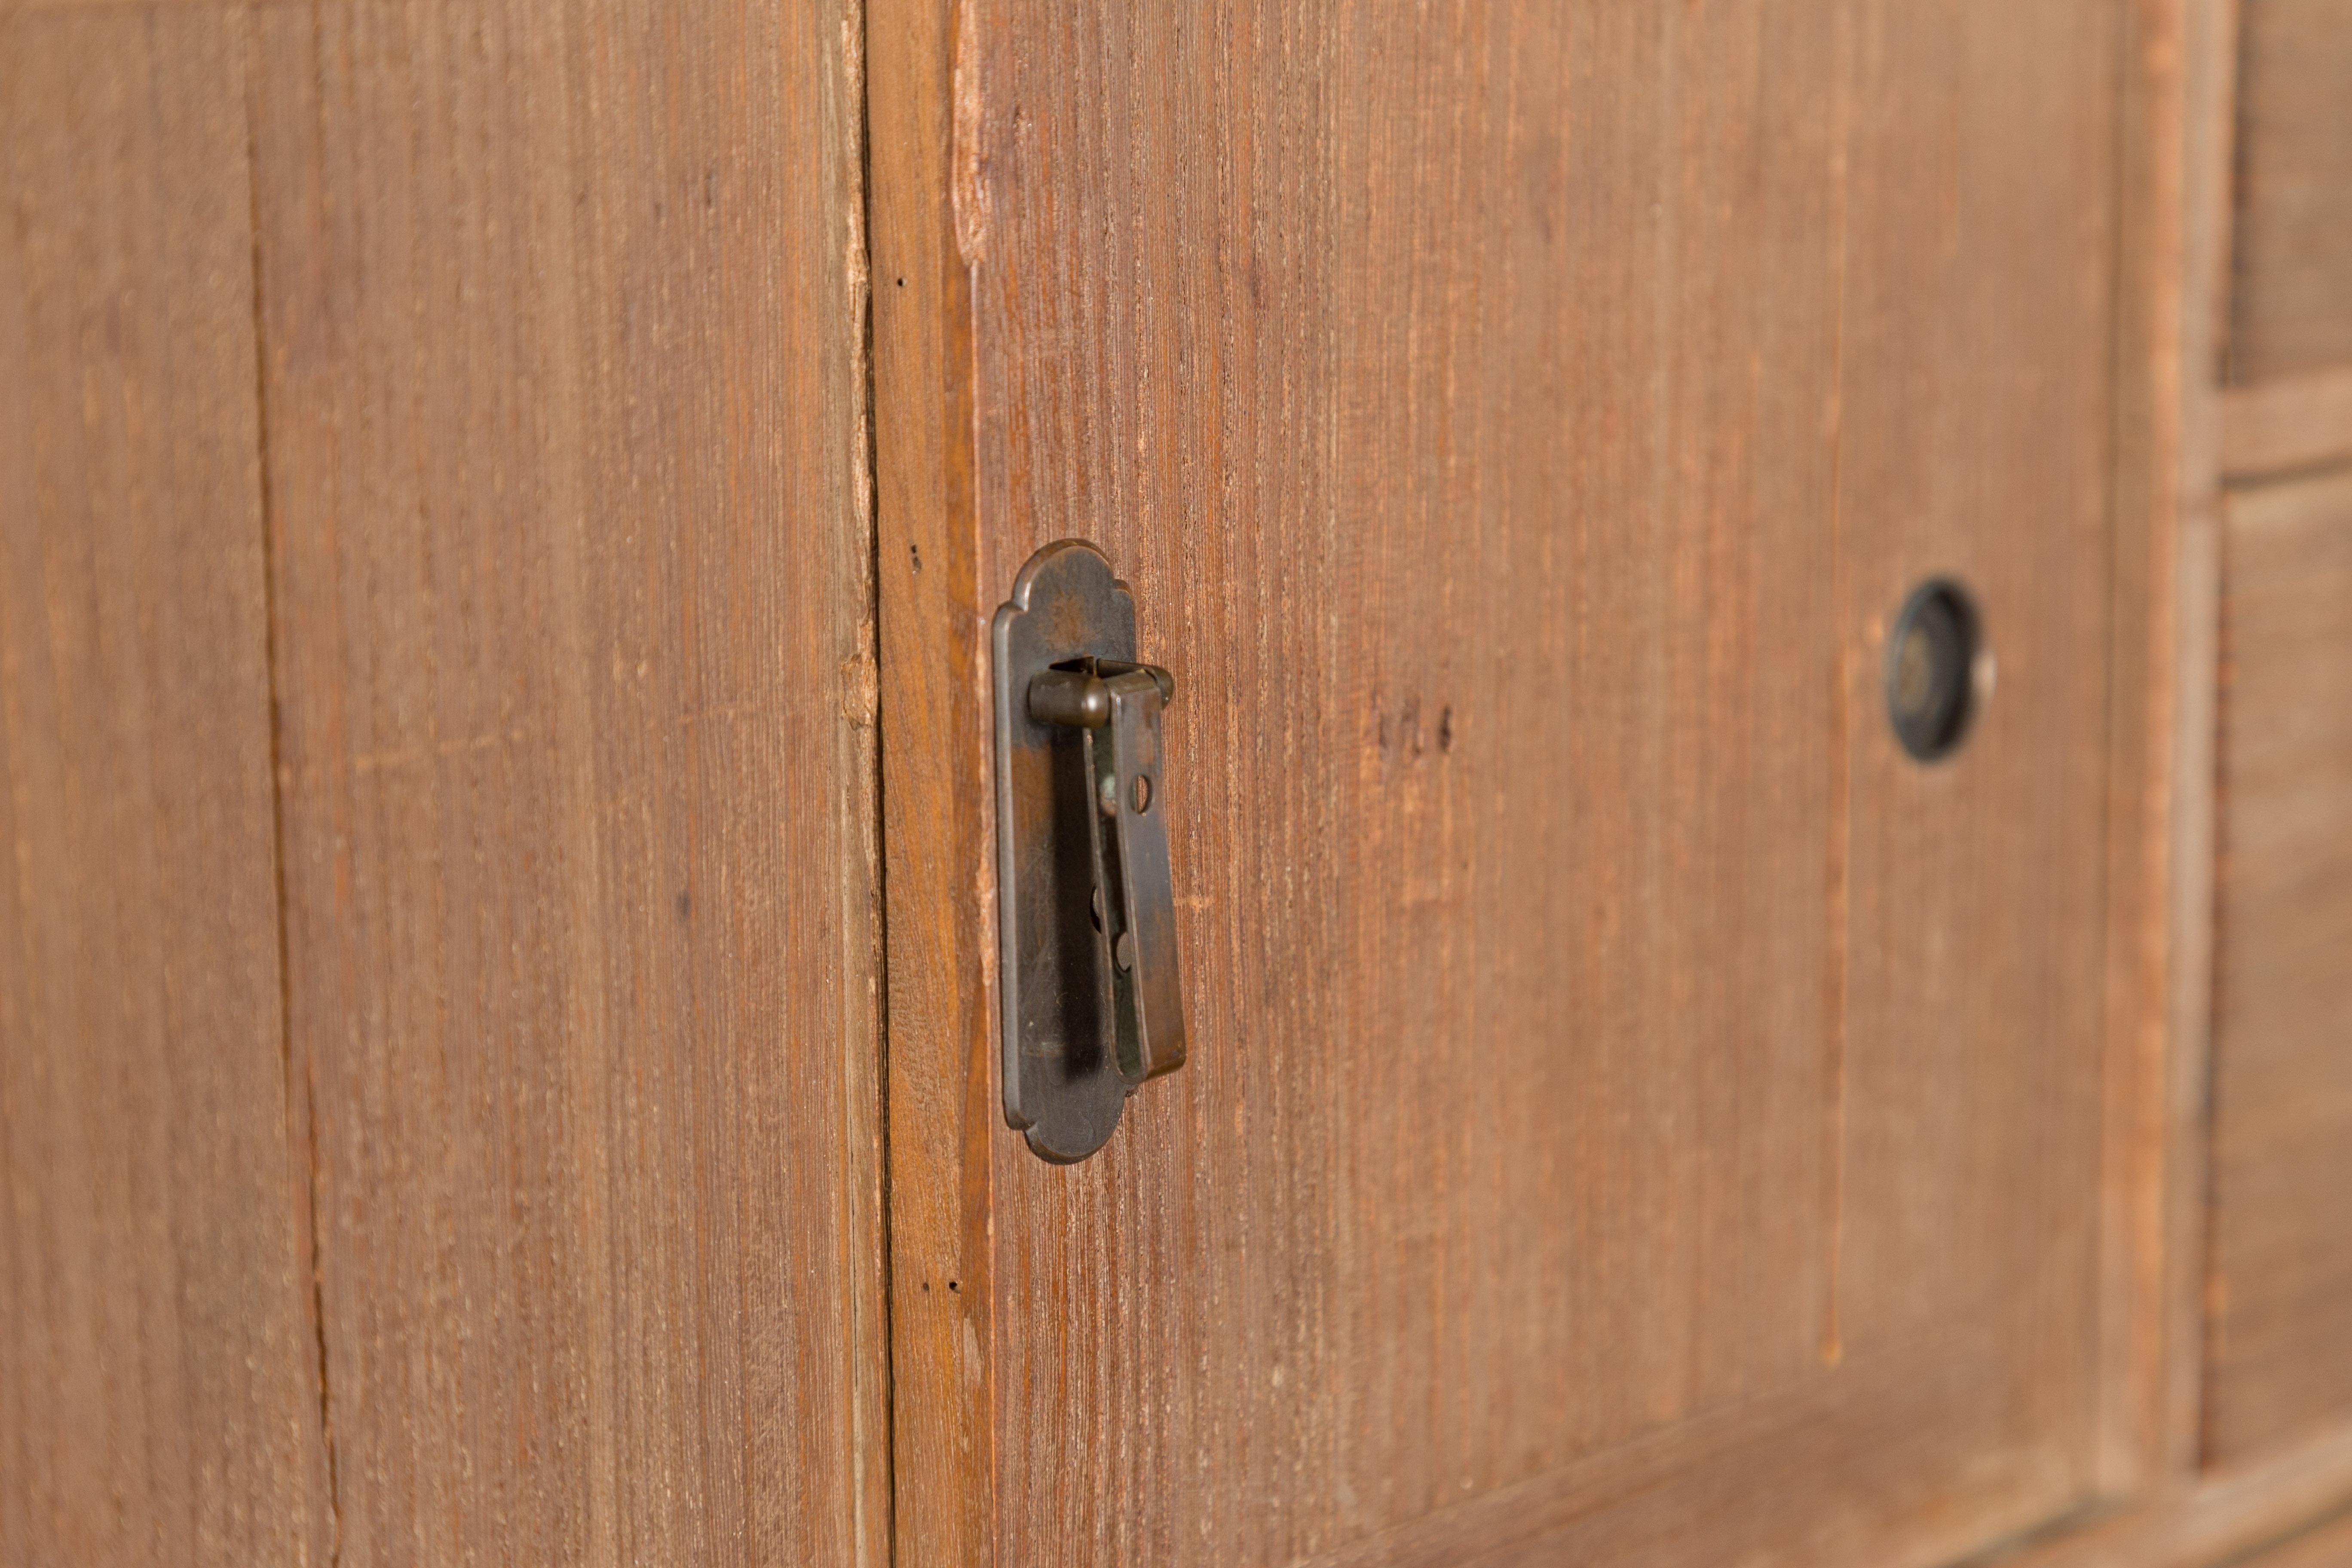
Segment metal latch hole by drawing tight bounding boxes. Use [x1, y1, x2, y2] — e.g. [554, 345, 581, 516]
[1886, 578, 1983, 763]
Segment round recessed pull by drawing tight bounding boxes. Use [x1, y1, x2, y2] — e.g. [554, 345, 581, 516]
[1885, 578, 1982, 763]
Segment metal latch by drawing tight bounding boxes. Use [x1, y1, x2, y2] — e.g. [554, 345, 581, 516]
[993, 541, 1188, 1162]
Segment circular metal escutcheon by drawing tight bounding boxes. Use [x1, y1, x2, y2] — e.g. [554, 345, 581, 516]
[1885, 578, 1983, 763]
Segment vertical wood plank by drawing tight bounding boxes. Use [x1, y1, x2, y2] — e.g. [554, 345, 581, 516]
[0, 10, 331, 1565]
[245, 2, 889, 1561]
[2094, 0, 2239, 1494]
[1829, 0, 2118, 1457]
[867, 0, 997, 1560]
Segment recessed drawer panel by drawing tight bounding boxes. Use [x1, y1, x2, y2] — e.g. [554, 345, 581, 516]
[2210, 469, 2352, 1463]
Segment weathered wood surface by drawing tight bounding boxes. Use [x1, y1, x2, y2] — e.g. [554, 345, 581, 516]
[2012, 1422, 2352, 1568]
[2222, 368, 2352, 480]
[0, 11, 331, 1564]
[877, 0, 2135, 1562]
[245, 2, 890, 1562]
[2227, 0, 2352, 384]
[4, 3, 888, 1561]
[2208, 469, 2352, 1467]
[2233, 1507, 2352, 1568]
[2092, 0, 2238, 1499]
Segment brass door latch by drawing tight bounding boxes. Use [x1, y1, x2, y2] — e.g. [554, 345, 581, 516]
[992, 541, 1188, 1163]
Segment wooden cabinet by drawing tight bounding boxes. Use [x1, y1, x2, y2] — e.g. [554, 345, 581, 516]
[2238, 1512, 2352, 1568]
[0, 21, 327, 1562]
[2211, 472, 2352, 1465]
[2228, 0, 2352, 384]
[5, 1, 2352, 1565]
[3, 3, 885, 1563]
[246, 4, 892, 1559]
[2206, 0, 2352, 1478]
[884, 2, 2127, 1563]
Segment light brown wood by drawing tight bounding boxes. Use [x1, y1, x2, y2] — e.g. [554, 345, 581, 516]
[244, 2, 890, 1561]
[2009, 1420, 2352, 1568]
[2096, 0, 2242, 1496]
[18, 0, 2346, 1559]
[1825, 0, 2117, 1533]
[2222, 368, 2352, 480]
[2235, 1509, 2352, 1567]
[2162, 0, 2244, 1491]
[2205, 468, 2352, 1466]
[878, 1, 2140, 1562]
[2226, 0, 2352, 384]
[0, 10, 331, 1563]
[0, 0, 242, 11]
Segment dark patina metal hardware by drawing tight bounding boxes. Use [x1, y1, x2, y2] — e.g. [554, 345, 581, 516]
[1886, 577, 1985, 763]
[992, 541, 1188, 1163]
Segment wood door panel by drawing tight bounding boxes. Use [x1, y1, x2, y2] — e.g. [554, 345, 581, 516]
[2227, 0, 2352, 385]
[902, 0, 2132, 1562]
[974, 12, 1855, 1548]
[0, 12, 331, 1563]
[2208, 470, 2352, 1464]
[245, 3, 889, 1561]
[1832, 0, 2118, 1372]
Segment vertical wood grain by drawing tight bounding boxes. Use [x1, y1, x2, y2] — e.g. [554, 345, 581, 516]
[1825, 0, 2120, 1488]
[867, 0, 997, 1560]
[873, 0, 2135, 1562]
[967, 12, 1852, 1546]
[0, 11, 331, 1565]
[2096, 0, 2243, 1496]
[245, 2, 889, 1561]
[2206, 469, 2352, 1465]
